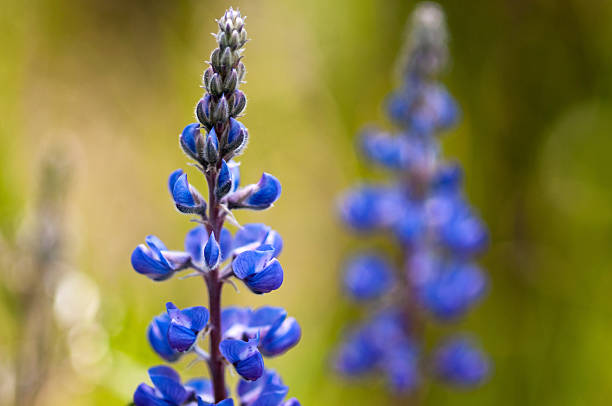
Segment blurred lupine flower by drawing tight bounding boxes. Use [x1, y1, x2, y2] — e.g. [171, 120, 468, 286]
[432, 337, 490, 386]
[343, 254, 395, 301]
[333, 1, 490, 398]
[131, 8, 299, 405]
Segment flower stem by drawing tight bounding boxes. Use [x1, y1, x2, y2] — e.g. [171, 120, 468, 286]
[205, 165, 227, 402]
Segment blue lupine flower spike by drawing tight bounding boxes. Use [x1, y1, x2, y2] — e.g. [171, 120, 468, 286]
[333, 1, 490, 398]
[131, 8, 300, 405]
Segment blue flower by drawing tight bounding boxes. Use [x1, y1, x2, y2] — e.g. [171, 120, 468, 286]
[432, 337, 490, 386]
[147, 313, 181, 362]
[343, 254, 395, 301]
[232, 223, 283, 258]
[185, 226, 233, 266]
[131, 235, 190, 281]
[334, 327, 379, 376]
[360, 129, 412, 170]
[133, 365, 194, 406]
[338, 186, 404, 231]
[440, 208, 488, 257]
[237, 369, 299, 406]
[203, 232, 221, 270]
[216, 160, 233, 199]
[250, 307, 301, 357]
[179, 123, 202, 160]
[228, 173, 281, 210]
[419, 262, 487, 320]
[225, 118, 248, 156]
[219, 336, 264, 381]
[232, 246, 283, 294]
[221, 306, 301, 357]
[166, 302, 210, 352]
[169, 169, 206, 214]
[383, 341, 420, 393]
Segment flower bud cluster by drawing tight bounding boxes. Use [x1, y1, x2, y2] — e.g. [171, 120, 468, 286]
[130, 8, 300, 406]
[334, 2, 490, 396]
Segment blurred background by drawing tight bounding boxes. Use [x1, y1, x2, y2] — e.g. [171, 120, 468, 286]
[1, 0, 611, 404]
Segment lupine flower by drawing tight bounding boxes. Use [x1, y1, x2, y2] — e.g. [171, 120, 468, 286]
[167, 302, 209, 352]
[219, 336, 265, 381]
[333, 2, 490, 398]
[169, 169, 206, 214]
[134, 365, 195, 406]
[227, 173, 282, 210]
[432, 337, 490, 386]
[343, 254, 395, 301]
[237, 370, 300, 406]
[131, 235, 190, 281]
[232, 246, 284, 294]
[147, 313, 181, 362]
[185, 226, 233, 265]
[131, 8, 300, 405]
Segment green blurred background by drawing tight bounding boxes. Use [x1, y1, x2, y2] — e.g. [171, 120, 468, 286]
[1, 0, 612, 404]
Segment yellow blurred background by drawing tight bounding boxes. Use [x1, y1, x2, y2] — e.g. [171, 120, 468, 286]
[1, 0, 612, 405]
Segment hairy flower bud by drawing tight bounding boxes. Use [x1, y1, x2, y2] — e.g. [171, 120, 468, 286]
[210, 73, 223, 97]
[212, 97, 229, 123]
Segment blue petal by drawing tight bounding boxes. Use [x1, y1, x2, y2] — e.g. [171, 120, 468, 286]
[146, 235, 168, 256]
[172, 173, 196, 207]
[147, 313, 181, 362]
[260, 317, 301, 357]
[221, 307, 252, 338]
[281, 399, 301, 406]
[244, 259, 283, 294]
[219, 228, 233, 262]
[185, 379, 213, 402]
[232, 248, 275, 279]
[233, 224, 270, 253]
[204, 232, 221, 269]
[133, 383, 170, 406]
[246, 173, 281, 209]
[148, 366, 189, 404]
[180, 123, 200, 157]
[185, 226, 207, 263]
[263, 230, 283, 258]
[228, 118, 246, 146]
[168, 323, 197, 352]
[181, 306, 210, 332]
[235, 352, 264, 381]
[168, 169, 185, 195]
[228, 160, 241, 192]
[219, 338, 257, 364]
[216, 160, 233, 198]
[343, 254, 395, 301]
[249, 307, 286, 328]
[237, 370, 288, 406]
[131, 244, 173, 281]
